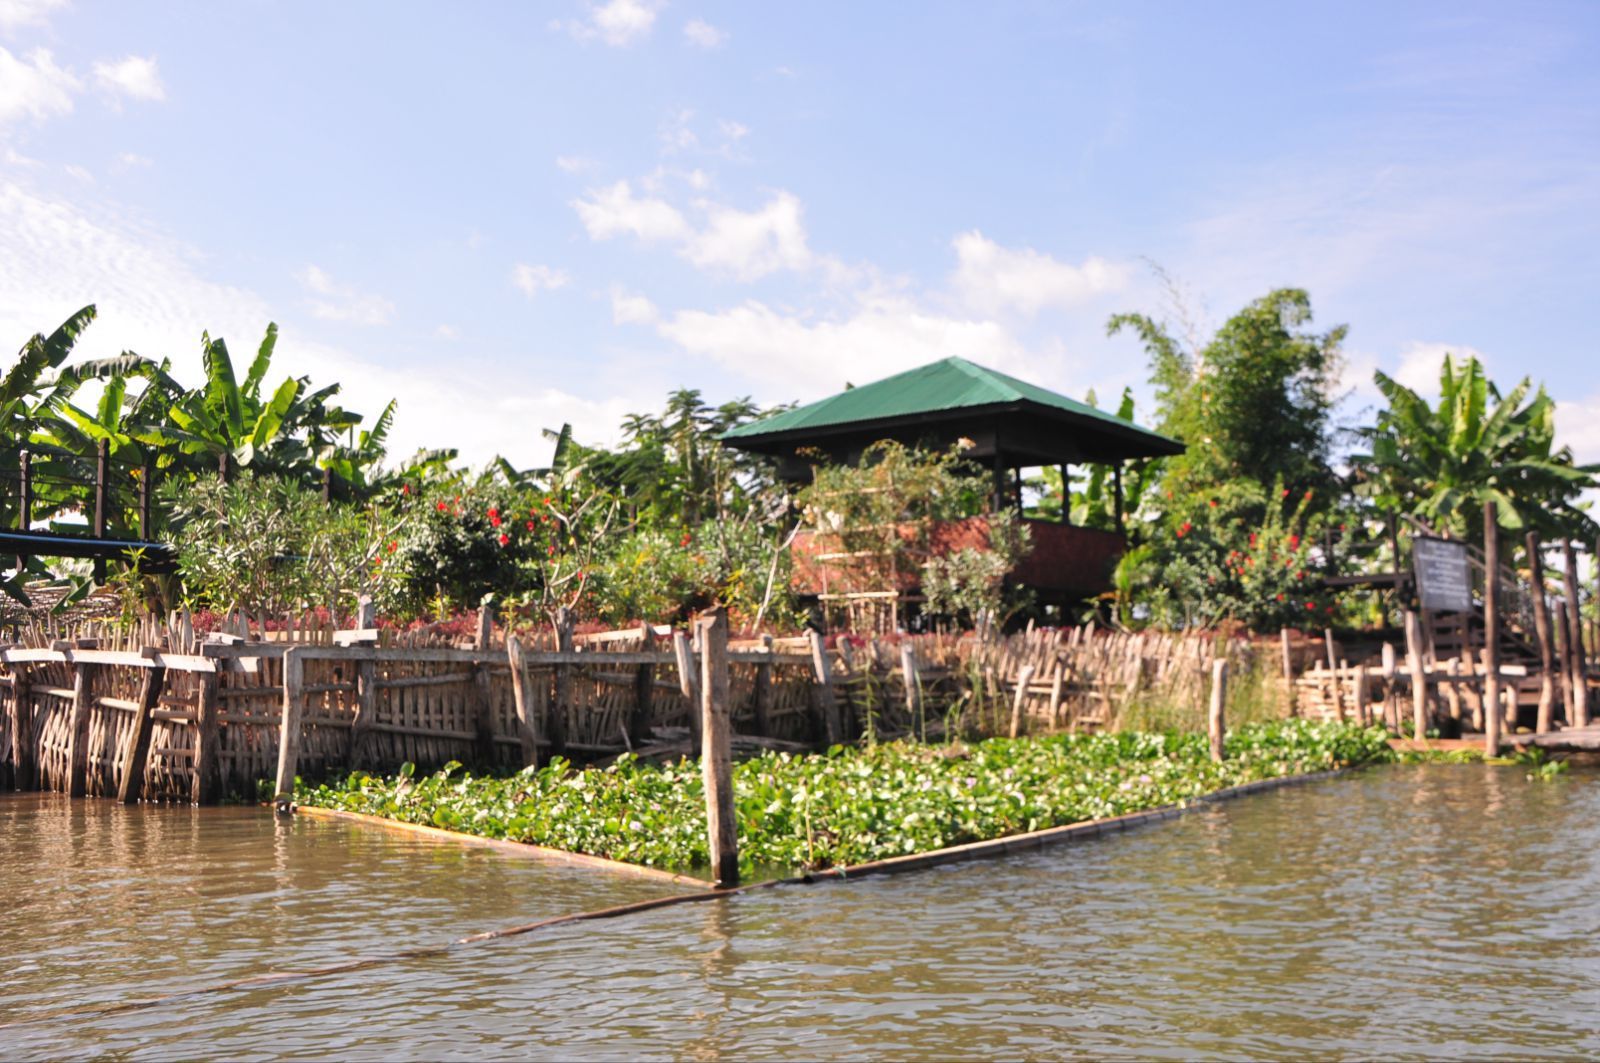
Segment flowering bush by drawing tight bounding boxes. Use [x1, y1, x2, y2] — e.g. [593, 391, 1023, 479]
[1136, 479, 1338, 629]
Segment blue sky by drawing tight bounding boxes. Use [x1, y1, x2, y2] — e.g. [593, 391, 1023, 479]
[2, 0, 1597, 468]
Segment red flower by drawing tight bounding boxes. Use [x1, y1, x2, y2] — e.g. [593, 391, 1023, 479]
[1287, 534, 1300, 549]
[498, 533, 510, 547]
[387, 540, 397, 553]
[1305, 602, 1316, 610]
[400, 484, 411, 496]
[1248, 533, 1257, 547]
[1276, 594, 1285, 602]
[1177, 521, 1193, 538]
[1281, 488, 1290, 498]
[526, 520, 536, 531]
[679, 532, 692, 547]
[1303, 490, 1313, 501]
[547, 544, 556, 557]
[1208, 499, 1217, 508]
[1326, 605, 1335, 613]
[436, 501, 449, 512]
[491, 514, 502, 528]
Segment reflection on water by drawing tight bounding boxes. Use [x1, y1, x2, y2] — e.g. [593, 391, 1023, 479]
[4, 765, 1600, 1060]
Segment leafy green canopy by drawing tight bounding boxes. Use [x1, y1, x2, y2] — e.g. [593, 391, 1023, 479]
[1110, 288, 1344, 519]
[1353, 354, 1598, 544]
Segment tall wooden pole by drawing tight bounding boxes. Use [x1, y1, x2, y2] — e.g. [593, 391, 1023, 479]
[698, 608, 738, 888]
[1405, 609, 1429, 742]
[1482, 503, 1501, 755]
[1527, 532, 1557, 734]
[1208, 658, 1228, 763]
[92, 438, 109, 583]
[1562, 541, 1589, 728]
[1112, 462, 1125, 535]
[15, 448, 30, 577]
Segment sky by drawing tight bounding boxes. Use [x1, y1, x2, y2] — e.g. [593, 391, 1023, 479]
[1, 0, 1598, 470]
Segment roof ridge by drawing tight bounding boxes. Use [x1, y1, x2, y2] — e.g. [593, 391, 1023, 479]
[943, 356, 1025, 400]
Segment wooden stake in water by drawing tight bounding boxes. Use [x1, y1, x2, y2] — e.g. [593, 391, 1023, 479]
[1527, 531, 1557, 735]
[274, 647, 304, 814]
[1483, 502, 1502, 756]
[1562, 542, 1589, 728]
[698, 608, 738, 888]
[1208, 658, 1228, 763]
[1405, 610, 1430, 743]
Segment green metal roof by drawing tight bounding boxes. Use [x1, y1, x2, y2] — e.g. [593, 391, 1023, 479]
[721, 356, 1182, 454]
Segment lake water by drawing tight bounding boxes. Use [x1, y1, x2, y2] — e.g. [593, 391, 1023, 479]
[4, 764, 1599, 1059]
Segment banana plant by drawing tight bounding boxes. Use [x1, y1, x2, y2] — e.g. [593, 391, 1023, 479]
[319, 399, 457, 499]
[1352, 354, 1599, 545]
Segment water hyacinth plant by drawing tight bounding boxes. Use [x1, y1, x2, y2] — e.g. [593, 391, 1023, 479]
[298, 720, 1393, 880]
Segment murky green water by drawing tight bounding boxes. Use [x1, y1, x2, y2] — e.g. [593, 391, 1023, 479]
[4, 765, 1599, 1060]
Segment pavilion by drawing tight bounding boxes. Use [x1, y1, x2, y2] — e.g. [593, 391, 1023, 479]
[721, 356, 1184, 621]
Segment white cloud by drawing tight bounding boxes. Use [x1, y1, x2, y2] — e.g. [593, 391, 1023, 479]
[299, 264, 395, 326]
[555, 154, 595, 174]
[511, 262, 570, 297]
[718, 118, 748, 141]
[683, 18, 727, 49]
[434, 324, 459, 340]
[951, 230, 1129, 315]
[0, 0, 66, 33]
[1556, 395, 1600, 466]
[63, 162, 90, 182]
[685, 191, 813, 280]
[572, 179, 690, 242]
[92, 54, 164, 102]
[111, 151, 152, 173]
[659, 107, 698, 153]
[656, 294, 1029, 398]
[0, 46, 79, 125]
[562, 0, 661, 47]
[0, 179, 641, 468]
[610, 287, 658, 325]
[573, 181, 826, 282]
[1391, 340, 1489, 396]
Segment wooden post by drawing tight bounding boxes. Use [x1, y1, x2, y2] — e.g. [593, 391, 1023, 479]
[672, 629, 701, 749]
[550, 607, 573, 757]
[1008, 664, 1036, 739]
[116, 662, 166, 804]
[1483, 502, 1501, 754]
[1058, 463, 1072, 526]
[92, 438, 109, 583]
[138, 457, 154, 542]
[340, 655, 375, 770]
[1112, 462, 1124, 534]
[9, 665, 33, 791]
[1337, 658, 1351, 722]
[1354, 663, 1370, 727]
[698, 608, 738, 888]
[15, 448, 30, 576]
[1323, 628, 1337, 672]
[506, 636, 540, 769]
[807, 628, 842, 747]
[1381, 642, 1398, 731]
[218, 449, 232, 483]
[192, 672, 220, 804]
[1279, 628, 1295, 716]
[631, 622, 658, 745]
[1405, 610, 1430, 742]
[274, 647, 304, 812]
[1562, 542, 1589, 728]
[321, 465, 334, 505]
[65, 655, 92, 798]
[899, 641, 921, 737]
[1527, 532, 1557, 734]
[1208, 658, 1228, 763]
[1557, 603, 1576, 725]
[470, 603, 496, 765]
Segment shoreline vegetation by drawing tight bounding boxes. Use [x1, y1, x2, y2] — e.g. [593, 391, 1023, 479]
[296, 720, 1393, 879]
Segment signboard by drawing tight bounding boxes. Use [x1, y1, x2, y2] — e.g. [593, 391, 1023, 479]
[1412, 536, 1473, 613]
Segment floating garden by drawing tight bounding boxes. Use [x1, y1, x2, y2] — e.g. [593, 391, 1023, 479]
[297, 719, 1394, 879]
